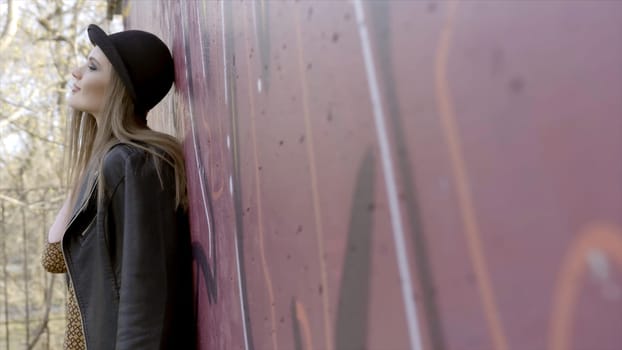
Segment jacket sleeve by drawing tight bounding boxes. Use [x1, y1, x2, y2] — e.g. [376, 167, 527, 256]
[110, 151, 178, 349]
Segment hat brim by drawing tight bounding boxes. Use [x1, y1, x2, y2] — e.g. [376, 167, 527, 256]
[87, 24, 137, 101]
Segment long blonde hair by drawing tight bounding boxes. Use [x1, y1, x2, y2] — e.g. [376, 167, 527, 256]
[66, 69, 187, 210]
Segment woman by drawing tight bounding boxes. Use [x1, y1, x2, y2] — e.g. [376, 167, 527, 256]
[42, 24, 195, 349]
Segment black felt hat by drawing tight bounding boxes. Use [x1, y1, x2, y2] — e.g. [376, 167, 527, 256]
[87, 24, 174, 117]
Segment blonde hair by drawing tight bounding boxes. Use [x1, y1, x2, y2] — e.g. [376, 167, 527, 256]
[66, 69, 187, 210]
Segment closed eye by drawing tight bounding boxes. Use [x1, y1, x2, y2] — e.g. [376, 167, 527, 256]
[87, 56, 100, 71]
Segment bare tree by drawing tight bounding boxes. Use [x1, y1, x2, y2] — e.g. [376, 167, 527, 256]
[0, 1, 107, 348]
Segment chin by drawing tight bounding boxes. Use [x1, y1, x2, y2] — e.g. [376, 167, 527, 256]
[67, 97, 79, 110]
[68, 100, 87, 114]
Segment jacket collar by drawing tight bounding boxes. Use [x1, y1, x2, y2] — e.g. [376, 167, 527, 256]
[65, 171, 98, 234]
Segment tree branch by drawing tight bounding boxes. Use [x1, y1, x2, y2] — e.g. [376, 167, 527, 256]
[26, 274, 56, 350]
[0, 0, 20, 51]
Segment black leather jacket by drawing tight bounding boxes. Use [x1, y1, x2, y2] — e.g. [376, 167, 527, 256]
[62, 144, 195, 349]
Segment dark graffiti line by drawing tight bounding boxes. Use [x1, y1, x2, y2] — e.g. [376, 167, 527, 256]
[335, 149, 375, 350]
[368, 2, 446, 349]
[226, 1, 256, 349]
[182, 1, 219, 306]
[254, 0, 271, 92]
[198, 1, 214, 100]
[193, 243, 217, 304]
[290, 298, 304, 350]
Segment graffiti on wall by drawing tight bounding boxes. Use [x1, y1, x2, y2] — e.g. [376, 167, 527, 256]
[127, 1, 622, 349]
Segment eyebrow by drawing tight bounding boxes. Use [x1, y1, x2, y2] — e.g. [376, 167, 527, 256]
[88, 57, 100, 65]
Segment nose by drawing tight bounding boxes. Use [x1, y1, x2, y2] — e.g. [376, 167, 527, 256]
[71, 65, 82, 80]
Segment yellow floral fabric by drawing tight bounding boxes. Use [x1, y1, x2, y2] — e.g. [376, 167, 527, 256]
[42, 242, 86, 350]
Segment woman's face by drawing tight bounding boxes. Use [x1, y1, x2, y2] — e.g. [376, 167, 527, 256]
[68, 46, 111, 117]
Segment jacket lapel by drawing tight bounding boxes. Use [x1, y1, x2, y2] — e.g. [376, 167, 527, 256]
[65, 172, 98, 235]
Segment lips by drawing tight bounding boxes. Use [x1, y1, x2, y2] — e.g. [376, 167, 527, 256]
[71, 84, 81, 93]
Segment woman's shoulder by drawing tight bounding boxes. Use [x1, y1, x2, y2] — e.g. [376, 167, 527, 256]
[102, 143, 152, 180]
[103, 142, 175, 180]
[103, 143, 143, 169]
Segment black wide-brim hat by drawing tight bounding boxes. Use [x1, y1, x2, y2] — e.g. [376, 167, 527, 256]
[87, 24, 174, 117]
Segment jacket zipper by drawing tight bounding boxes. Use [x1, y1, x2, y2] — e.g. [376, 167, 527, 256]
[61, 179, 96, 349]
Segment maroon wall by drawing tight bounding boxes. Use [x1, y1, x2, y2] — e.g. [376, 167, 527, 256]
[127, 1, 622, 349]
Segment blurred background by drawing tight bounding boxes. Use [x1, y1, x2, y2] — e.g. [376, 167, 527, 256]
[0, 0, 108, 348]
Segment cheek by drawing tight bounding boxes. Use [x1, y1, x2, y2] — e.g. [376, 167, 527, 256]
[87, 78, 108, 99]
[91, 84, 108, 107]
[83, 80, 108, 107]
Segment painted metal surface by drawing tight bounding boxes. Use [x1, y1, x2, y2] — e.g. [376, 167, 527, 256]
[126, 1, 622, 349]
